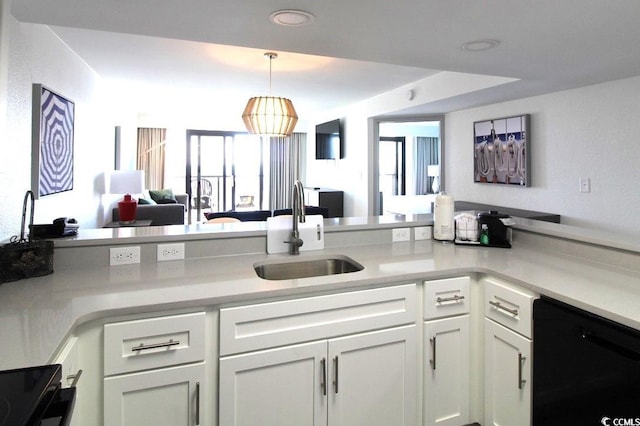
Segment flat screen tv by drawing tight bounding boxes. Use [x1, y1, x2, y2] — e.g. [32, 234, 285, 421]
[315, 118, 343, 159]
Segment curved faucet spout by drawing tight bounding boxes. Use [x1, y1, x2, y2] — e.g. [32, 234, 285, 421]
[287, 180, 306, 255]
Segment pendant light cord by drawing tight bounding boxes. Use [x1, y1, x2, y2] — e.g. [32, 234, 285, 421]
[265, 52, 277, 95]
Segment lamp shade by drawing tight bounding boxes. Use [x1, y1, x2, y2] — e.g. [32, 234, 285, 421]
[427, 165, 440, 177]
[242, 96, 298, 137]
[108, 170, 145, 194]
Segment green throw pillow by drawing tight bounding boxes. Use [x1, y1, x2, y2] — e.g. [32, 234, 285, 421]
[149, 189, 176, 204]
[138, 198, 156, 205]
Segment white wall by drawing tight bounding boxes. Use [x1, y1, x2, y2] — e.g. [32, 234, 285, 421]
[0, 7, 113, 240]
[304, 104, 371, 217]
[306, 74, 640, 238]
[446, 76, 640, 237]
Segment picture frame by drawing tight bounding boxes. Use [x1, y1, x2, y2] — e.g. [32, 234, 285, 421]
[31, 84, 75, 198]
[473, 114, 529, 187]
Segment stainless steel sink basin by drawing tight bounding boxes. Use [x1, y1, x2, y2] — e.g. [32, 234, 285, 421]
[254, 254, 364, 280]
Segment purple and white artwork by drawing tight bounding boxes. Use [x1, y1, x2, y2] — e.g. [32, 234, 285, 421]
[32, 84, 75, 198]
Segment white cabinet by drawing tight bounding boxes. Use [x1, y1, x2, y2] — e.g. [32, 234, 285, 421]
[484, 318, 531, 426]
[219, 341, 326, 426]
[104, 363, 205, 426]
[219, 284, 418, 426]
[482, 277, 537, 426]
[103, 312, 207, 426]
[423, 277, 470, 426]
[53, 336, 82, 426]
[220, 325, 416, 426]
[328, 326, 416, 426]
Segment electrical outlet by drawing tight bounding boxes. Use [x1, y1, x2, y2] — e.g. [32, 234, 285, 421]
[109, 246, 141, 266]
[392, 228, 411, 242]
[157, 243, 185, 261]
[414, 226, 432, 240]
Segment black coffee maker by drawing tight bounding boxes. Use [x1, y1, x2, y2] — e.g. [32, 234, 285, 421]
[477, 211, 512, 248]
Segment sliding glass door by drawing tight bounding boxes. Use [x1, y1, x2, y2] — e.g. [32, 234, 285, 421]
[186, 130, 267, 223]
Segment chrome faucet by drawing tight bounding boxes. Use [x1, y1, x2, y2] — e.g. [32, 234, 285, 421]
[285, 180, 306, 255]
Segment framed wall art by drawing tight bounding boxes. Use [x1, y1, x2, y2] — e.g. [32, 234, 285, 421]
[31, 84, 75, 198]
[473, 114, 529, 187]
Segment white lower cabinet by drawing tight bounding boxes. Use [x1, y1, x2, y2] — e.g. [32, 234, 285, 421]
[104, 362, 205, 426]
[102, 312, 207, 426]
[483, 276, 537, 426]
[423, 315, 470, 426]
[53, 336, 82, 426]
[219, 325, 417, 426]
[484, 318, 532, 426]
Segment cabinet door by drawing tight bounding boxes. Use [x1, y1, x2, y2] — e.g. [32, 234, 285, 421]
[104, 362, 205, 426]
[484, 318, 532, 426]
[53, 337, 82, 426]
[424, 316, 470, 426]
[327, 325, 417, 426]
[219, 341, 327, 426]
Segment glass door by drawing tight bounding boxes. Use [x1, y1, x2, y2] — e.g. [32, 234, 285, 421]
[378, 137, 406, 211]
[186, 130, 266, 224]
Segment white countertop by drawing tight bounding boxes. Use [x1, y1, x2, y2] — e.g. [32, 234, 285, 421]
[2, 233, 640, 370]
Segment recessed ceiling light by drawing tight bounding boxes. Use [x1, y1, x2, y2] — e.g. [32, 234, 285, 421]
[269, 10, 315, 27]
[461, 39, 500, 52]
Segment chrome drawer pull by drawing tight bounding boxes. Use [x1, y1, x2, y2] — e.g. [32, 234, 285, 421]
[333, 356, 339, 394]
[132, 339, 181, 352]
[67, 369, 83, 388]
[489, 300, 519, 316]
[436, 295, 465, 304]
[429, 336, 437, 370]
[518, 353, 526, 389]
[195, 381, 200, 425]
[320, 358, 327, 396]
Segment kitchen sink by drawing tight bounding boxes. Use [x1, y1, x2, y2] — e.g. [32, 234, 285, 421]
[254, 254, 364, 280]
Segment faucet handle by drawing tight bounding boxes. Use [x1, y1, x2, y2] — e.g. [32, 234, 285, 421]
[283, 236, 304, 255]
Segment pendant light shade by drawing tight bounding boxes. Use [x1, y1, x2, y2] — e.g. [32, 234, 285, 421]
[242, 52, 298, 137]
[242, 96, 298, 136]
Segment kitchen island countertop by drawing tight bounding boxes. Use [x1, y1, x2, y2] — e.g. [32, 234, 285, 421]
[1, 219, 640, 370]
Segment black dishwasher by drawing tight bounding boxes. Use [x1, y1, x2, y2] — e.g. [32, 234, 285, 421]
[533, 296, 640, 425]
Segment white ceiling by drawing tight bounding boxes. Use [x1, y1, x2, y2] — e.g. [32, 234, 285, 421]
[10, 0, 640, 121]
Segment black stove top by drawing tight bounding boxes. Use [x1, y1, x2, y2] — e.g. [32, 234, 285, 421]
[0, 364, 61, 426]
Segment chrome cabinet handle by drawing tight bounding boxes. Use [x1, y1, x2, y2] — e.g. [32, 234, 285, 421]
[489, 300, 519, 317]
[195, 381, 200, 425]
[518, 353, 526, 390]
[436, 295, 465, 304]
[67, 369, 83, 388]
[131, 339, 180, 352]
[320, 358, 327, 396]
[429, 336, 437, 370]
[333, 356, 339, 394]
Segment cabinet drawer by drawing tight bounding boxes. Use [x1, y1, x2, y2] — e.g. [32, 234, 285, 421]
[483, 277, 537, 338]
[104, 312, 206, 376]
[220, 284, 417, 356]
[424, 276, 470, 319]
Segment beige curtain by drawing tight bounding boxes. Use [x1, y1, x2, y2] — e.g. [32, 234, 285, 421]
[269, 132, 305, 210]
[137, 128, 166, 189]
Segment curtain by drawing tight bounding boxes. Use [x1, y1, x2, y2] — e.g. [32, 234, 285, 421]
[269, 132, 305, 210]
[137, 128, 166, 190]
[415, 136, 439, 194]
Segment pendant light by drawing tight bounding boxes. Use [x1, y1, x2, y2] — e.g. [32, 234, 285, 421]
[242, 52, 298, 137]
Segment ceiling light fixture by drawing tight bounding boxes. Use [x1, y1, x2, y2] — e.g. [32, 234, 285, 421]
[242, 52, 298, 137]
[269, 10, 315, 27]
[461, 39, 501, 52]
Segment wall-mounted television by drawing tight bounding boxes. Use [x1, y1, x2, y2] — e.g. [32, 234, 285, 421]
[315, 118, 344, 159]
